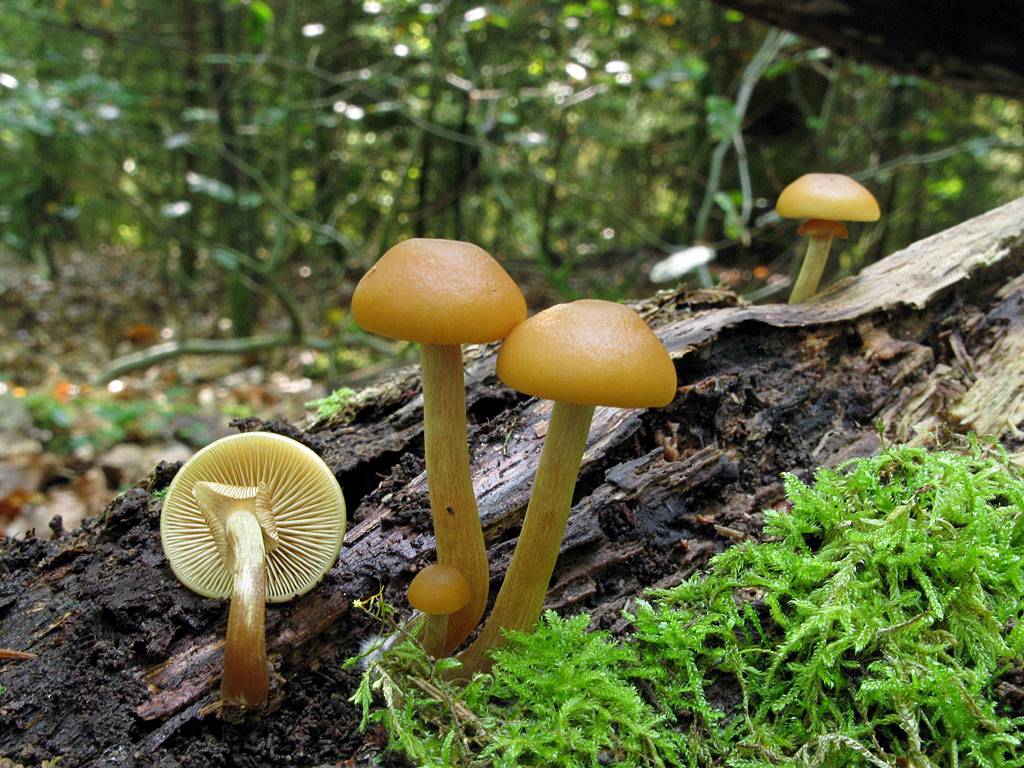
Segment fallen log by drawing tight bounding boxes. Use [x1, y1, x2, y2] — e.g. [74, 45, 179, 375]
[1, 198, 1022, 767]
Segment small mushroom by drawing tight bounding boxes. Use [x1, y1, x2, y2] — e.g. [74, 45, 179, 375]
[161, 432, 345, 710]
[776, 173, 880, 303]
[352, 238, 526, 653]
[457, 299, 676, 674]
[407, 564, 472, 658]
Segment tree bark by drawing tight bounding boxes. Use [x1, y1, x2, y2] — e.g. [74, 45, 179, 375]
[711, 0, 1024, 98]
[2, 198, 1023, 766]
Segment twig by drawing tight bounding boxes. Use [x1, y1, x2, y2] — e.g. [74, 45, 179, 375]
[409, 677, 483, 729]
[0, 648, 36, 660]
[97, 334, 332, 383]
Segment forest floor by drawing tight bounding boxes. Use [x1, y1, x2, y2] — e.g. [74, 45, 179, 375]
[0, 247, 408, 539]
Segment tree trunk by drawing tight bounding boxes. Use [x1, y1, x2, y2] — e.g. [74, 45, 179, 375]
[710, 0, 1024, 98]
[2, 199, 1023, 766]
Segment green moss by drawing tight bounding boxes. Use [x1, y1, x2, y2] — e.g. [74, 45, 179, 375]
[355, 441, 1024, 766]
[304, 386, 357, 421]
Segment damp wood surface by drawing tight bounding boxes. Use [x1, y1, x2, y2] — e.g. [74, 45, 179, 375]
[1, 197, 1023, 767]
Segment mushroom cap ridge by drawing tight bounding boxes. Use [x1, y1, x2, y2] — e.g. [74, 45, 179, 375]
[497, 299, 677, 409]
[351, 238, 527, 345]
[161, 432, 346, 602]
[776, 173, 880, 222]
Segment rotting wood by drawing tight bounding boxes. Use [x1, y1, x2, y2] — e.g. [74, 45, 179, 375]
[1, 198, 1023, 767]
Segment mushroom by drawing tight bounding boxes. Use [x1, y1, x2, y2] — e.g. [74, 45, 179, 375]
[407, 564, 472, 658]
[351, 238, 526, 654]
[161, 432, 346, 709]
[456, 299, 676, 674]
[776, 173, 880, 303]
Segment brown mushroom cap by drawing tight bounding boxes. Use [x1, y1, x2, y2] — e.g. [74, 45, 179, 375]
[407, 564, 472, 616]
[161, 432, 346, 602]
[776, 174, 880, 222]
[497, 299, 676, 408]
[351, 238, 527, 345]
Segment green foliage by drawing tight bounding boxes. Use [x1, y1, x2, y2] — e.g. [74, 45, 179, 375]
[2, 0, 1022, 309]
[15, 385, 199, 455]
[634, 440, 1024, 766]
[304, 386, 357, 420]
[358, 442, 1024, 766]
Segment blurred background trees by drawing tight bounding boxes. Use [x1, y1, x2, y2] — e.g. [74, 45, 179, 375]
[1, 0, 1020, 325]
[0, 0, 1021, 536]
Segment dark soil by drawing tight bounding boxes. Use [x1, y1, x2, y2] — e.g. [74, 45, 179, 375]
[0, 459, 404, 768]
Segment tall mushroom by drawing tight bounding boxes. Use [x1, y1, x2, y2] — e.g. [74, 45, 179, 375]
[457, 299, 676, 674]
[776, 173, 880, 303]
[351, 238, 526, 653]
[161, 432, 346, 710]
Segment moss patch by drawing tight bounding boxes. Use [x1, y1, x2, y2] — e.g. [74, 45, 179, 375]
[354, 441, 1024, 767]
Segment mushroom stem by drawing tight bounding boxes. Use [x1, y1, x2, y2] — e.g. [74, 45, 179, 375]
[420, 343, 489, 653]
[457, 401, 595, 675]
[419, 614, 449, 659]
[788, 234, 834, 303]
[222, 510, 269, 708]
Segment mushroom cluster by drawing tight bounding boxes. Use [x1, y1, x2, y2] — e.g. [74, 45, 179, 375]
[153, 166, 881, 709]
[156, 178, 880, 704]
[351, 238, 526, 654]
[351, 239, 677, 672]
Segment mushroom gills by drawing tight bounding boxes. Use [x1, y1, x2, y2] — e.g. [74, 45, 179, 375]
[160, 432, 346, 714]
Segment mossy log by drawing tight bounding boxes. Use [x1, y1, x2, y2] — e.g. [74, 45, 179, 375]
[1, 198, 1023, 767]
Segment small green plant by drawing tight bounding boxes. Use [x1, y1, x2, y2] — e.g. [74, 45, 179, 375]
[355, 440, 1024, 767]
[305, 387, 357, 421]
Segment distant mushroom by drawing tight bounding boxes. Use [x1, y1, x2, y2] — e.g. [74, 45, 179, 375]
[457, 299, 676, 674]
[407, 564, 472, 658]
[161, 432, 345, 710]
[649, 244, 716, 287]
[776, 173, 880, 303]
[352, 238, 526, 653]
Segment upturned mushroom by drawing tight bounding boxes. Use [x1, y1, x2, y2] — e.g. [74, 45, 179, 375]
[407, 563, 472, 658]
[351, 238, 526, 654]
[776, 173, 880, 303]
[457, 299, 676, 674]
[161, 432, 345, 709]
